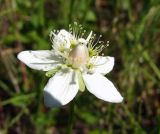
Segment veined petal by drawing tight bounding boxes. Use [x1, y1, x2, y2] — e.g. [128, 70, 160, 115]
[52, 29, 73, 49]
[90, 56, 114, 75]
[17, 50, 63, 71]
[44, 69, 79, 107]
[83, 73, 123, 103]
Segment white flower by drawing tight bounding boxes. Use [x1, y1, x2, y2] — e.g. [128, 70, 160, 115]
[17, 23, 123, 107]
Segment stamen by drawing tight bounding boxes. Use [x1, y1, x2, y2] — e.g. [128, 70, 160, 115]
[78, 24, 83, 37]
[50, 23, 110, 72]
[49, 30, 60, 44]
[107, 41, 110, 46]
[76, 24, 84, 39]
[87, 32, 110, 56]
[81, 30, 86, 38]
[93, 35, 102, 48]
[68, 22, 87, 40]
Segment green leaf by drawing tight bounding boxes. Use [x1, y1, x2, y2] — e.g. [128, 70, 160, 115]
[1, 93, 35, 107]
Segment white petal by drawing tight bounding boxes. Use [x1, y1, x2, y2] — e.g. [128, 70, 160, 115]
[53, 29, 73, 49]
[90, 56, 114, 75]
[17, 50, 62, 71]
[44, 69, 79, 107]
[83, 73, 123, 103]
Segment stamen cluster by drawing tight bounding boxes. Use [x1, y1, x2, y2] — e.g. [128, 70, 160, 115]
[49, 22, 109, 72]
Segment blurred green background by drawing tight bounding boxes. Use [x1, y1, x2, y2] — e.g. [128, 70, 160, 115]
[0, 0, 160, 134]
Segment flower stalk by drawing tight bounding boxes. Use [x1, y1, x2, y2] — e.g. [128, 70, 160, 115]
[67, 101, 75, 134]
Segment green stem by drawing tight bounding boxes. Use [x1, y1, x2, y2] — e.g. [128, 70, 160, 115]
[68, 0, 74, 23]
[67, 101, 75, 134]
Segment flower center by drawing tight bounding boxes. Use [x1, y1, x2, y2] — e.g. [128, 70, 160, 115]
[69, 40, 89, 68]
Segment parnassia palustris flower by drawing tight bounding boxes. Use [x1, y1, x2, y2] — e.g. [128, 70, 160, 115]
[18, 22, 123, 107]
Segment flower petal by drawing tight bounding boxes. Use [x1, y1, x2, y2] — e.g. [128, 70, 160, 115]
[90, 56, 114, 75]
[44, 69, 79, 107]
[83, 73, 123, 103]
[52, 29, 73, 49]
[17, 50, 62, 71]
